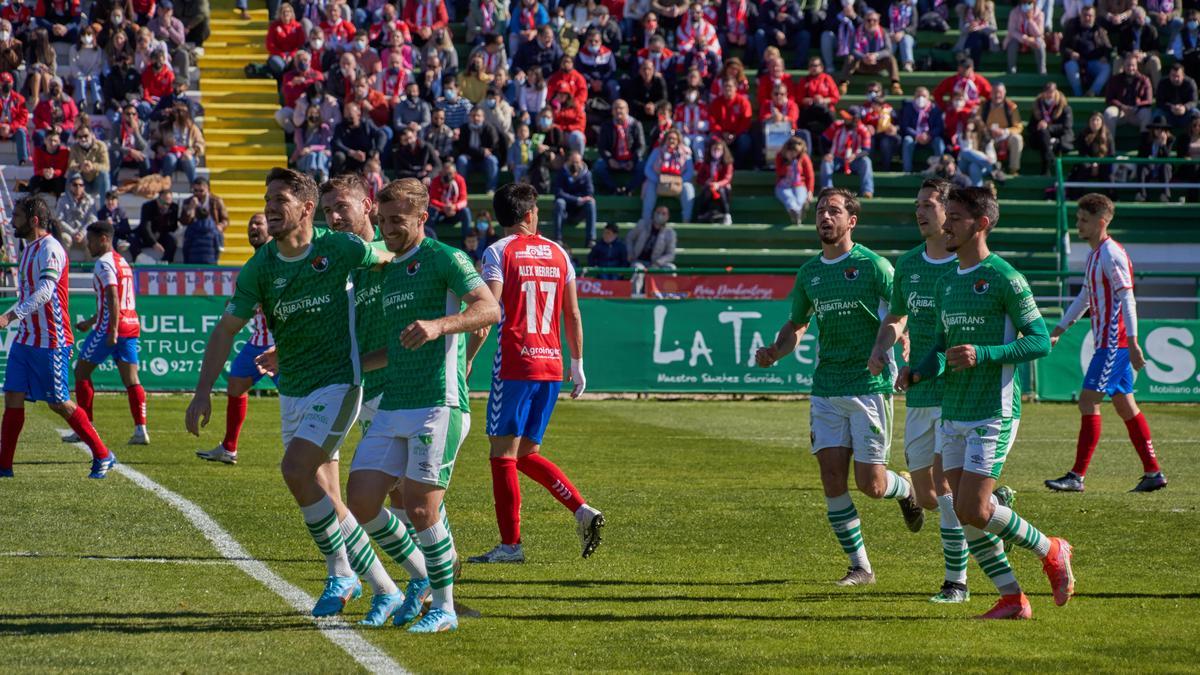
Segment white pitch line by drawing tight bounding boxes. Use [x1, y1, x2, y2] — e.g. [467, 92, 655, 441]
[64, 432, 408, 675]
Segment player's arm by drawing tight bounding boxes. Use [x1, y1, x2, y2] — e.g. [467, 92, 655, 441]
[0, 260, 62, 329]
[870, 312, 907, 376]
[563, 278, 586, 398]
[400, 285, 501, 350]
[758, 273, 812, 367]
[361, 347, 388, 372]
[103, 285, 119, 346]
[1116, 286, 1145, 369]
[1051, 286, 1089, 347]
[186, 312, 250, 435]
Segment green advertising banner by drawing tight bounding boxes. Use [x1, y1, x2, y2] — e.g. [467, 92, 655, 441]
[0, 295, 270, 392]
[1035, 320, 1200, 402]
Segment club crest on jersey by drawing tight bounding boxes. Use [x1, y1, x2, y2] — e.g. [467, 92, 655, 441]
[973, 279, 990, 294]
[407, 260, 421, 276]
[311, 256, 330, 272]
[844, 267, 859, 281]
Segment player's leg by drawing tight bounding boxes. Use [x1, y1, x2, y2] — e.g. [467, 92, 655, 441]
[1112, 389, 1167, 492]
[812, 396, 872, 585]
[930, 453, 971, 603]
[115, 338, 148, 444]
[1046, 388, 1105, 492]
[849, 394, 924, 532]
[41, 345, 113, 477]
[0, 389, 26, 477]
[907, 407, 968, 602]
[73, 359, 97, 422]
[198, 345, 263, 464]
[514, 382, 605, 558]
[344, 465, 405, 626]
[405, 407, 469, 633]
[471, 379, 534, 563]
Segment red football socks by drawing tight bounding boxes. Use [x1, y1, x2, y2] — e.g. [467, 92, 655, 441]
[1125, 413, 1160, 474]
[76, 379, 95, 421]
[223, 395, 248, 452]
[0, 407, 25, 470]
[490, 456, 521, 545]
[67, 406, 109, 460]
[127, 385, 147, 425]
[1070, 414, 1102, 476]
[518, 453, 585, 513]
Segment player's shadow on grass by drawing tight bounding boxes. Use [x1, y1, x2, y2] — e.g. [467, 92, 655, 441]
[0, 611, 313, 636]
[488, 612, 955, 622]
[465, 578, 791, 588]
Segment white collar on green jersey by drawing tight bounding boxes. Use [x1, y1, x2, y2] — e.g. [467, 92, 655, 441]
[276, 244, 312, 263]
[922, 250, 957, 265]
[819, 246, 854, 265]
[392, 239, 425, 264]
[957, 261, 983, 275]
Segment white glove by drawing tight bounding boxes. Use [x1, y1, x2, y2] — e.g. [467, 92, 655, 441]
[569, 358, 586, 399]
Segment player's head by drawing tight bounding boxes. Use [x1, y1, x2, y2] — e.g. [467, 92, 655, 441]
[1075, 192, 1114, 241]
[247, 213, 269, 249]
[814, 188, 859, 245]
[376, 178, 430, 254]
[319, 173, 374, 241]
[85, 220, 115, 257]
[493, 182, 539, 234]
[943, 186, 999, 252]
[12, 195, 52, 239]
[264, 167, 318, 238]
[915, 178, 951, 240]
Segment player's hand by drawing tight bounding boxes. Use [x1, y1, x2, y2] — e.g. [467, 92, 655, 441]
[185, 392, 212, 437]
[400, 320, 442, 350]
[895, 366, 921, 392]
[867, 346, 888, 376]
[754, 346, 778, 368]
[568, 358, 586, 399]
[254, 347, 279, 376]
[0, 313, 9, 330]
[1049, 326, 1064, 348]
[1129, 342, 1146, 371]
[946, 344, 978, 371]
[106, 332, 118, 347]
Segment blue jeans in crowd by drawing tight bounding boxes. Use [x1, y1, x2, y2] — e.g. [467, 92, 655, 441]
[298, 150, 331, 181]
[894, 34, 915, 66]
[1064, 58, 1112, 96]
[161, 153, 197, 184]
[6, 127, 28, 165]
[74, 75, 103, 113]
[641, 179, 695, 223]
[109, 145, 151, 182]
[553, 198, 597, 243]
[775, 183, 809, 214]
[902, 134, 947, 173]
[81, 172, 111, 200]
[820, 156, 875, 195]
[957, 148, 992, 186]
[456, 155, 499, 192]
[428, 205, 474, 239]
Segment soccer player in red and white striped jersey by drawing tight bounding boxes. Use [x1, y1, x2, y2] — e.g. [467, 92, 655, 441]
[71, 221, 149, 446]
[0, 196, 114, 479]
[467, 183, 605, 564]
[1046, 194, 1167, 493]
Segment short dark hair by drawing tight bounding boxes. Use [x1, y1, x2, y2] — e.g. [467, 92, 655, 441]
[816, 187, 861, 218]
[265, 167, 318, 205]
[958, 57, 974, 70]
[493, 182, 539, 229]
[105, 190, 120, 200]
[87, 220, 114, 238]
[192, 176, 209, 186]
[1077, 192, 1115, 220]
[948, 186, 1000, 226]
[919, 178, 952, 205]
[319, 173, 370, 201]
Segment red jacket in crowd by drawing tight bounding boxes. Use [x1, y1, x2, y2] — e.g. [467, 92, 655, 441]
[755, 72, 796, 111]
[695, 160, 733, 198]
[0, 91, 29, 137]
[266, 19, 306, 57]
[707, 92, 753, 136]
[932, 72, 992, 112]
[282, 68, 324, 107]
[775, 152, 815, 192]
[33, 96, 78, 132]
[403, 0, 449, 34]
[141, 63, 175, 103]
[33, 144, 69, 178]
[553, 103, 587, 134]
[547, 69, 588, 107]
[795, 72, 840, 109]
[429, 173, 468, 211]
[759, 97, 799, 127]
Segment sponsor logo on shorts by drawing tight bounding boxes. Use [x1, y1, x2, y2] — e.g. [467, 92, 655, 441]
[418, 433, 433, 446]
[971, 454, 985, 464]
[419, 462, 434, 471]
[973, 426, 987, 436]
[869, 424, 881, 435]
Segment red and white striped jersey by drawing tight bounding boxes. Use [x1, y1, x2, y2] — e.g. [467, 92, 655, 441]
[248, 306, 274, 348]
[481, 233, 575, 381]
[15, 234, 73, 348]
[92, 252, 140, 338]
[1084, 237, 1134, 349]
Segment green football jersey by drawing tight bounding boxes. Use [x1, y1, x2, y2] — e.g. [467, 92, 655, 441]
[353, 232, 389, 401]
[228, 227, 382, 397]
[790, 244, 895, 397]
[379, 237, 484, 412]
[889, 244, 957, 408]
[932, 254, 1044, 421]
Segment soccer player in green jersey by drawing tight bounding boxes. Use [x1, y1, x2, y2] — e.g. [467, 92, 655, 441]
[185, 168, 404, 623]
[347, 179, 500, 633]
[756, 188, 925, 587]
[868, 178, 972, 603]
[899, 187, 1075, 620]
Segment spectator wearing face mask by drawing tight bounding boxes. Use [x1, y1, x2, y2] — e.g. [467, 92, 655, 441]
[428, 161, 473, 236]
[56, 175, 96, 260]
[694, 139, 734, 224]
[481, 86, 514, 144]
[292, 104, 333, 182]
[33, 76, 78, 148]
[900, 87, 947, 173]
[437, 78, 474, 129]
[576, 28, 620, 102]
[0, 20, 21, 74]
[0, 72, 29, 166]
[1005, 0, 1047, 75]
[70, 26, 105, 115]
[455, 106, 504, 194]
[641, 128, 695, 223]
[553, 151, 598, 245]
[392, 126, 440, 185]
[820, 107, 875, 198]
[68, 128, 111, 199]
[277, 51, 323, 131]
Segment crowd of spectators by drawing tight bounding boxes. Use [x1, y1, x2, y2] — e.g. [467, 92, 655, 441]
[1, 0, 218, 262]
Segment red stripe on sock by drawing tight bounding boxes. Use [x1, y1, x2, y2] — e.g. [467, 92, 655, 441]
[1071, 414, 1102, 476]
[517, 452, 585, 513]
[76, 379, 95, 421]
[490, 456, 521, 545]
[1124, 412, 1160, 474]
[223, 395, 248, 453]
[67, 406, 109, 460]
[127, 385, 147, 425]
[1, 407, 25, 470]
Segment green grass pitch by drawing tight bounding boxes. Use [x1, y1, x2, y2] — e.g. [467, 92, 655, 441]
[1, 396, 1198, 672]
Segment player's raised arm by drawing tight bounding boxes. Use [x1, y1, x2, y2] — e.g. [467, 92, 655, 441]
[563, 278, 586, 398]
